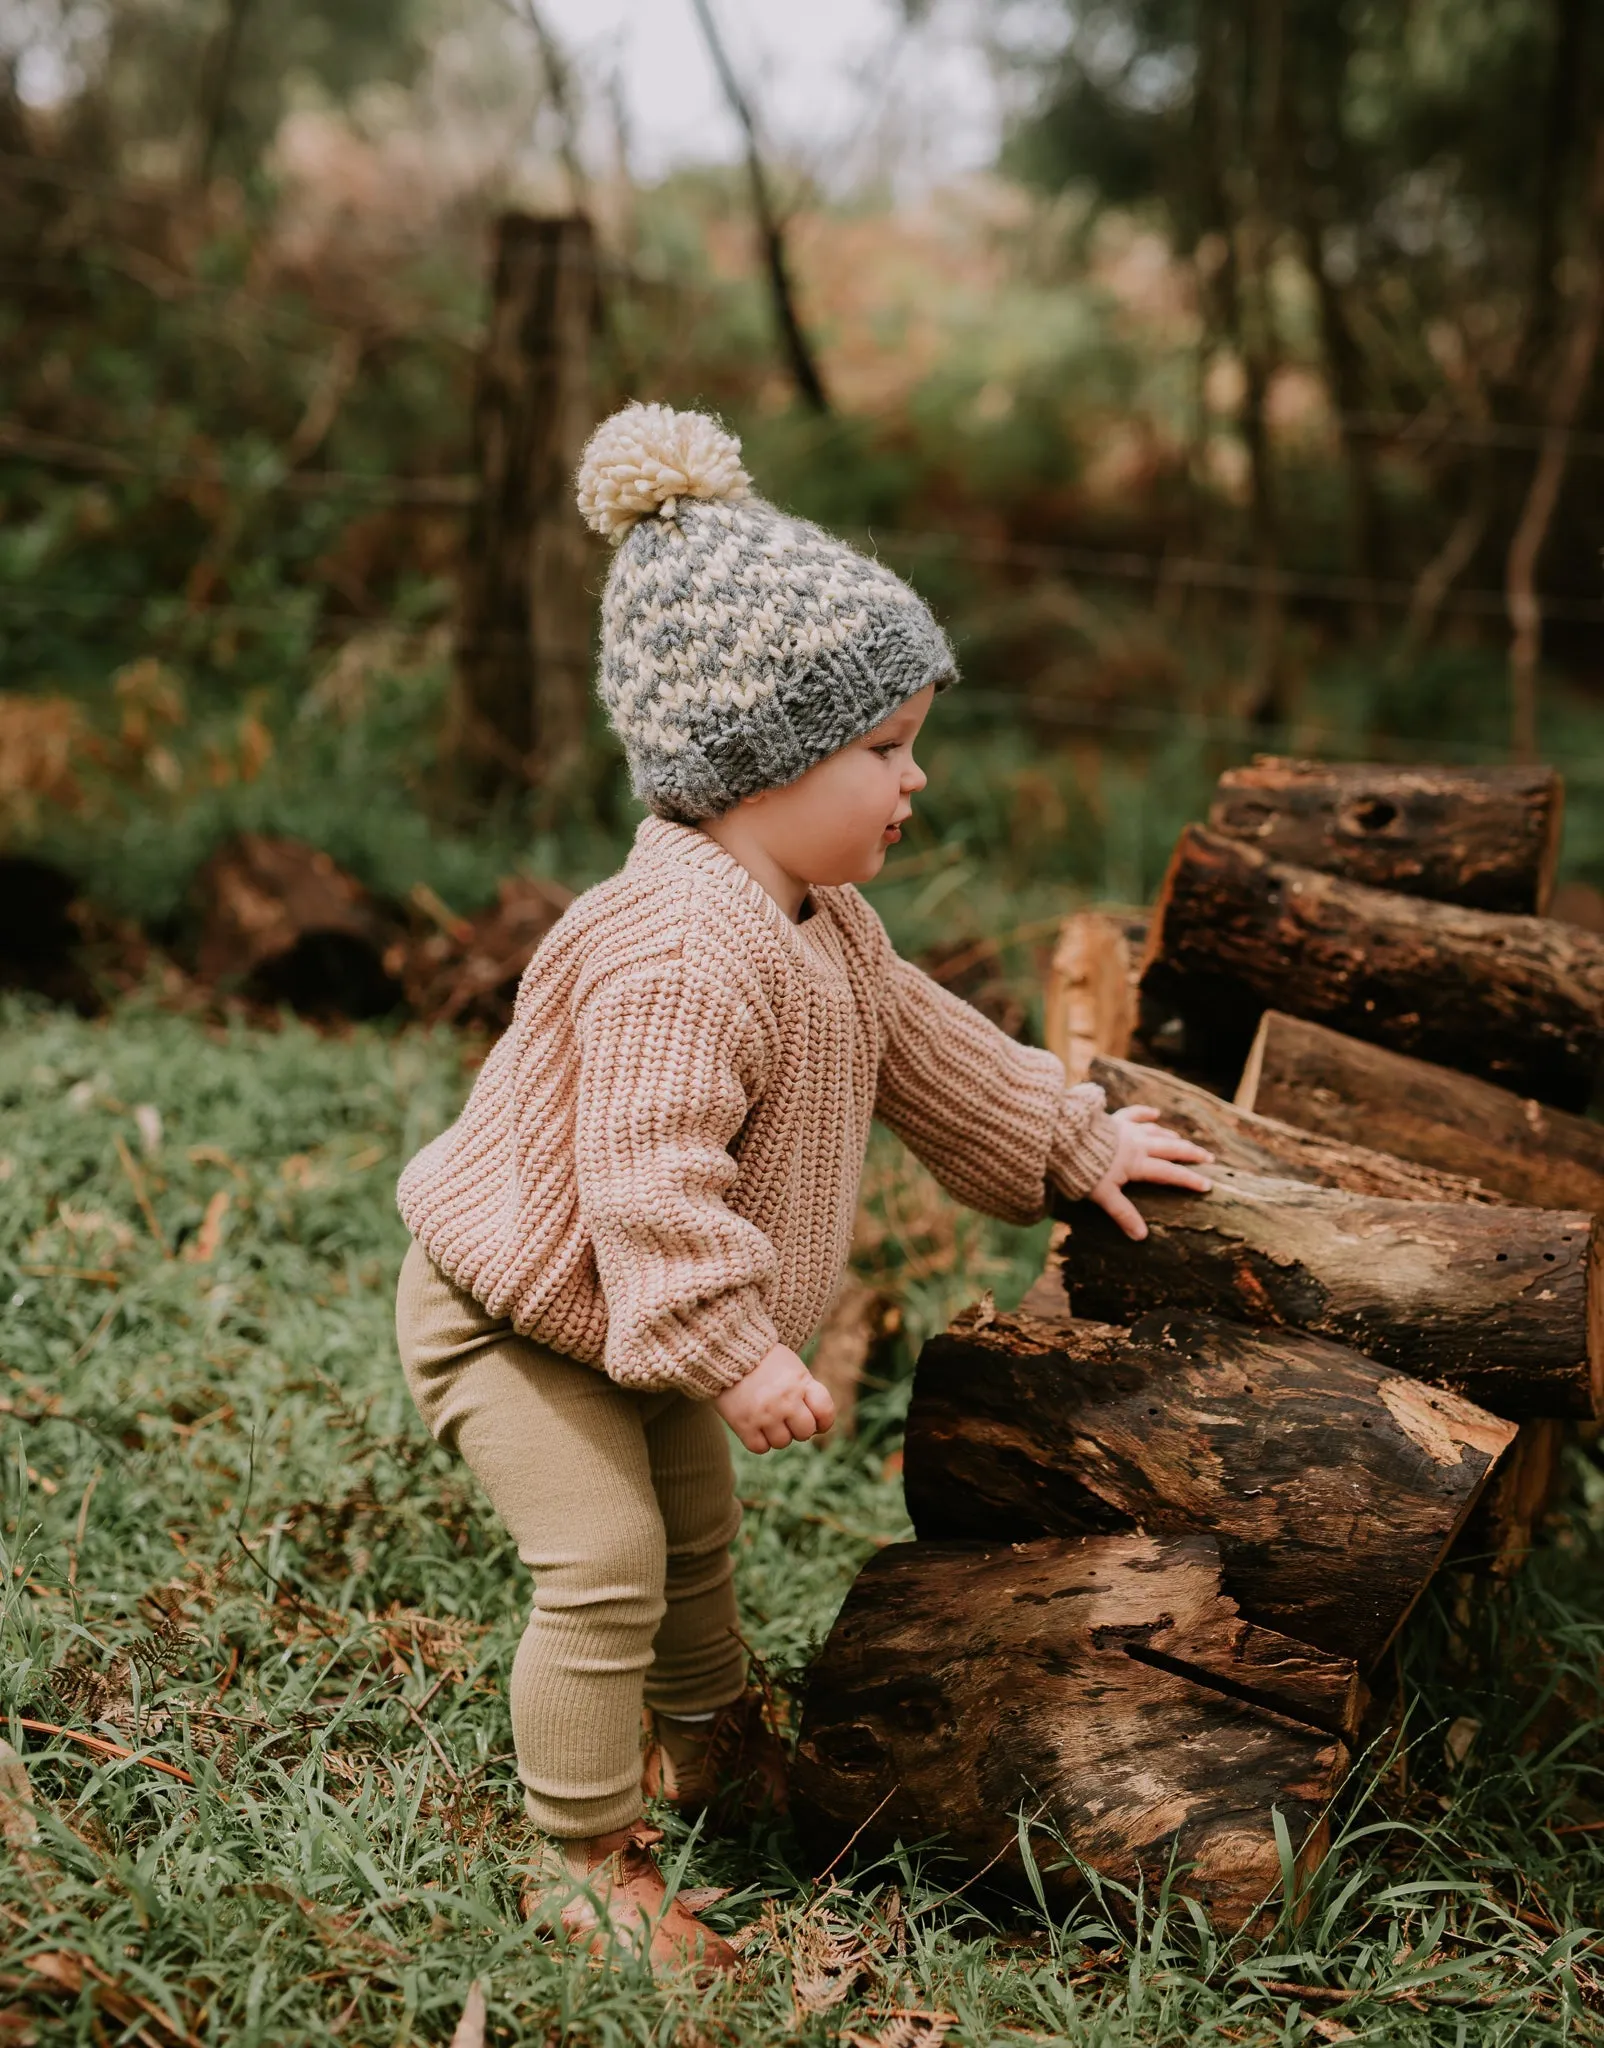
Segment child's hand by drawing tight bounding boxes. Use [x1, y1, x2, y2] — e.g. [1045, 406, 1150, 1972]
[1087, 1104, 1213, 1241]
[715, 1344, 836, 1452]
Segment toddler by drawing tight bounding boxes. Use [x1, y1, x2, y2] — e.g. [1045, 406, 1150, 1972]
[394, 403, 1210, 1971]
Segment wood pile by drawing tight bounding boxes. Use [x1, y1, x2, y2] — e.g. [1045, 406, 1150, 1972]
[794, 757, 1602, 1929]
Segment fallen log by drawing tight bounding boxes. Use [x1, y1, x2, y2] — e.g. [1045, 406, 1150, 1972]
[1091, 1053, 1504, 1204]
[194, 834, 404, 1019]
[1209, 758, 1562, 914]
[1140, 825, 1604, 1108]
[793, 1531, 1353, 1932]
[1054, 1166, 1603, 1419]
[902, 1299, 1513, 1667]
[1237, 1011, 1604, 1214]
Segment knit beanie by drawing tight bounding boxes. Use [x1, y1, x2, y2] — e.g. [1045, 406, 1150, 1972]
[575, 402, 956, 823]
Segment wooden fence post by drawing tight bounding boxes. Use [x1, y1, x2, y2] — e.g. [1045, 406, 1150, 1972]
[454, 212, 597, 795]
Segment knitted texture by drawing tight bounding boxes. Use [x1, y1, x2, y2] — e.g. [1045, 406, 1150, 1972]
[575, 403, 956, 823]
[397, 818, 1117, 1398]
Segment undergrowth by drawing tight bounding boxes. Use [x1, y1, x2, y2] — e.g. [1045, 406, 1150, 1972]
[2, 999, 1604, 2044]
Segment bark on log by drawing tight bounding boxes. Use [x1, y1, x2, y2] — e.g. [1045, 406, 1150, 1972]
[1238, 1011, 1604, 1214]
[1053, 1166, 1603, 1420]
[902, 1299, 1514, 1667]
[793, 1532, 1353, 1932]
[1091, 1053, 1505, 1204]
[193, 835, 403, 1019]
[1209, 758, 1563, 914]
[1140, 825, 1604, 1109]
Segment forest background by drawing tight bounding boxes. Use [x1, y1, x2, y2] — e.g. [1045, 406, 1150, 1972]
[4, 2, 1604, 2044]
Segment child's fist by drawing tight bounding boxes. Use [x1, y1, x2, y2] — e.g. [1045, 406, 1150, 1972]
[1087, 1103, 1213, 1241]
[715, 1344, 836, 1452]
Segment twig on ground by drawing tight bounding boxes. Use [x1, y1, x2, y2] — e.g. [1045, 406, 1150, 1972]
[114, 1133, 170, 1255]
[15, 1718, 195, 1785]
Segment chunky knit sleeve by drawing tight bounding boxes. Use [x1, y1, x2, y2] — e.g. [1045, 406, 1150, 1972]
[873, 949, 1118, 1224]
[573, 957, 780, 1397]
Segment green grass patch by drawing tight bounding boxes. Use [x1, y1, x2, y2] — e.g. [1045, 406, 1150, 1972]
[2, 999, 1604, 2043]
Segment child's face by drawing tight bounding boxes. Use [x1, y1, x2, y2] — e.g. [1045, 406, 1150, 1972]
[737, 682, 935, 887]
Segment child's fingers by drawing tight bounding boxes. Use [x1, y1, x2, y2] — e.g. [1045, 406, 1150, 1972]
[803, 1378, 837, 1430]
[761, 1417, 795, 1450]
[1114, 1103, 1161, 1124]
[784, 1399, 819, 1442]
[1143, 1129, 1212, 1162]
[1092, 1183, 1148, 1240]
[1133, 1159, 1213, 1191]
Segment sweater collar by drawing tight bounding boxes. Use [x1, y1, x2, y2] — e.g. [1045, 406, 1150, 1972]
[630, 815, 842, 968]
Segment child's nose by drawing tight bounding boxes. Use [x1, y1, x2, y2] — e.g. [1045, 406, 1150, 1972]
[904, 758, 928, 793]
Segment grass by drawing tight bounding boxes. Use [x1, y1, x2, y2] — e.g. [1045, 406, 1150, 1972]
[3, 996, 1604, 2045]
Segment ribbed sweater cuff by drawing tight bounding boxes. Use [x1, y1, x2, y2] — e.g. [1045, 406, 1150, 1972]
[1044, 1083, 1119, 1201]
[624, 1294, 779, 1401]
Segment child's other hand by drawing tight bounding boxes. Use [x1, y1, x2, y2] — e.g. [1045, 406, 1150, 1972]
[715, 1344, 836, 1452]
[1087, 1103, 1213, 1242]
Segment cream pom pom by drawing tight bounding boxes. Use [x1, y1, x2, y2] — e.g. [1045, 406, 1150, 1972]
[576, 402, 751, 539]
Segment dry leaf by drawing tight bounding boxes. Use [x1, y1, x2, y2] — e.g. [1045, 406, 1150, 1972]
[677, 1886, 731, 1914]
[133, 1104, 163, 1156]
[1309, 2019, 1355, 2043]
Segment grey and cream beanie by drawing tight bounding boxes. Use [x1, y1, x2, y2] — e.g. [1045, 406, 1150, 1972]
[575, 402, 956, 823]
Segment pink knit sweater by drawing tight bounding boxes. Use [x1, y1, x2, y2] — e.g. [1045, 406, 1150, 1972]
[397, 817, 1117, 1398]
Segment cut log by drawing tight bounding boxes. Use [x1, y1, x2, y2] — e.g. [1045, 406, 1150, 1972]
[193, 834, 403, 1019]
[1140, 825, 1604, 1108]
[1209, 757, 1562, 914]
[1043, 910, 1145, 1082]
[1091, 1053, 1505, 1204]
[793, 1531, 1353, 1932]
[1238, 1011, 1604, 1214]
[1448, 1418, 1567, 1577]
[903, 1299, 1513, 1667]
[1053, 1166, 1602, 1420]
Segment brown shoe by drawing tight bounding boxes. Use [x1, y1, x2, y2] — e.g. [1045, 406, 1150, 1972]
[521, 1821, 737, 1977]
[642, 1689, 790, 1821]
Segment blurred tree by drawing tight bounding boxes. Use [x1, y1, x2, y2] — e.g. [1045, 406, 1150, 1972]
[82, 0, 430, 184]
[1001, 0, 1604, 712]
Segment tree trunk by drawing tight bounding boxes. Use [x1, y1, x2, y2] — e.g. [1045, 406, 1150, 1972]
[1238, 1010, 1604, 1213]
[1053, 1166, 1602, 1420]
[793, 1532, 1353, 1933]
[454, 213, 597, 797]
[1043, 911, 1146, 1083]
[1140, 825, 1604, 1109]
[903, 1298, 1513, 1668]
[1092, 1053, 1506, 1204]
[1208, 758, 1563, 914]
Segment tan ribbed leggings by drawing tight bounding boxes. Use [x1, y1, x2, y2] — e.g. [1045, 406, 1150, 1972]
[394, 1242, 746, 1837]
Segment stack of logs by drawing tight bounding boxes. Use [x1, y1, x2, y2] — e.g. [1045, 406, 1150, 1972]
[792, 759, 1604, 1930]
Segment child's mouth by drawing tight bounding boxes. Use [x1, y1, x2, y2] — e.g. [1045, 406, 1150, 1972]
[883, 824, 901, 842]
